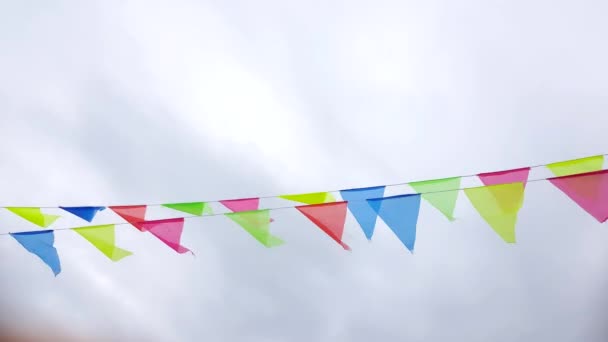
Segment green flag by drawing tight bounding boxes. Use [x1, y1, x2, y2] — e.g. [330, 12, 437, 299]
[547, 155, 604, 177]
[162, 202, 213, 216]
[74, 224, 132, 261]
[225, 209, 284, 247]
[7, 207, 60, 228]
[279, 192, 336, 204]
[464, 182, 525, 243]
[409, 177, 461, 221]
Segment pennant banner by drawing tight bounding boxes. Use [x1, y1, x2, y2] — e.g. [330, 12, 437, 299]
[368, 194, 421, 252]
[464, 182, 525, 243]
[220, 198, 260, 212]
[162, 202, 212, 216]
[7, 207, 60, 228]
[478, 167, 530, 187]
[549, 170, 608, 223]
[296, 202, 350, 250]
[74, 224, 133, 261]
[280, 192, 336, 204]
[110, 205, 147, 231]
[137, 218, 191, 254]
[340, 186, 386, 239]
[10, 230, 61, 276]
[225, 209, 284, 247]
[61, 206, 106, 222]
[547, 155, 604, 177]
[409, 177, 460, 221]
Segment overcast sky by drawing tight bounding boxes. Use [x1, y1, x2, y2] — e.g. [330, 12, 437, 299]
[0, 1, 607, 341]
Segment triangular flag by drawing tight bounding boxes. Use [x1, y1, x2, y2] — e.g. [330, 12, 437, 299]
[464, 182, 525, 243]
[296, 202, 350, 250]
[162, 202, 212, 216]
[409, 177, 460, 221]
[549, 170, 608, 223]
[225, 209, 284, 247]
[74, 224, 133, 261]
[11, 230, 61, 276]
[368, 194, 421, 252]
[6, 207, 60, 228]
[220, 198, 260, 212]
[137, 218, 191, 254]
[280, 192, 336, 204]
[478, 167, 530, 187]
[60, 206, 106, 222]
[340, 186, 385, 239]
[547, 155, 604, 177]
[110, 205, 147, 231]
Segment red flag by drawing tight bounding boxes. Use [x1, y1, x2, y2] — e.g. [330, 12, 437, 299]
[549, 170, 608, 223]
[110, 205, 147, 231]
[220, 198, 260, 212]
[478, 167, 531, 187]
[138, 218, 191, 254]
[296, 201, 350, 250]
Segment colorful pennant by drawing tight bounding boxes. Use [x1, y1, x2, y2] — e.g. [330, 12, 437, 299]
[340, 186, 386, 239]
[60, 206, 106, 222]
[6, 207, 60, 228]
[162, 202, 212, 216]
[547, 155, 604, 177]
[137, 218, 191, 254]
[220, 198, 260, 212]
[464, 182, 525, 243]
[478, 167, 530, 187]
[225, 209, 284, 247]
[368, 194, 421, 252]
[74, 224, 133, 261]
[10, 230, 61, 276]
[296, 202, 350, 250]
[409, 177, 460, 221]
[110, 205, 147, 231]
[549, 170, 608, 223]
[280, 192, 336, 204]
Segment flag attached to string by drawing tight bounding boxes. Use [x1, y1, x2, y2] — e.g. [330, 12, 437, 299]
[110, 205, 147, 231]
[6, 207, 60, 228]
[547, 155, 604, 177]
[478, 167, 531, 187]
[60, 206, 106, 222]
[10, 230, 61, 276]
[280, 192, 336, 204]
[162, 202, 213, 216]
[409, 177, 460, 221]
[74, 224, 133, 261]
[225, 209, 284, 247]
[340, 186, 385, 239]
[549, 170, 608, 223]
[296, 202, 350, 250]
[137, 218, 191, 254]
[220, 198, 260, 212]
[464, 182, 526, 243]
[368, 194, 421, 252]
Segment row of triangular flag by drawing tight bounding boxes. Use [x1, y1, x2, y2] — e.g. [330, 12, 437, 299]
[4, 155, 607, 276]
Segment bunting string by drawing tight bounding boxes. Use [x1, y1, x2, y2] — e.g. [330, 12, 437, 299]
[1, 153, 607, 276]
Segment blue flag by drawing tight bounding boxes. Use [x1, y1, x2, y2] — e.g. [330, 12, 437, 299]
[60, 206, 106, 222]
[368, 194, 421, 252]
[10, 230, 61, 276]
[340, 186, 385, 239]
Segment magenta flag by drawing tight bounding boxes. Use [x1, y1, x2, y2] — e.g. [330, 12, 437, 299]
[138, 218, 191, 254]
[478, 167, 531, 187]
[549, 170, 608, 223]
[220, 198, 260, 212]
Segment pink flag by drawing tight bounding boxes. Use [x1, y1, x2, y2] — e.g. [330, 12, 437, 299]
[110, 205, 147, 231]
[220, 198, 260, 212]
[296, 202, 351, 250]
[478, 167, 531, 187]
[549, 170, 608, 223]
[138, 218, 191, 254]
